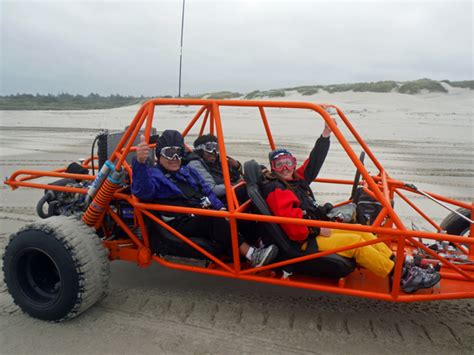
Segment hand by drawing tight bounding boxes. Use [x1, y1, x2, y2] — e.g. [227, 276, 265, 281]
[319, 227, 332, 237]
[136, 135, 150, 164]
[322, 118, 337, 138]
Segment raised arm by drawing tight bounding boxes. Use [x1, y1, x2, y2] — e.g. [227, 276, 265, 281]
[295, 121, 333, 184]
[131, 135, 162, 200]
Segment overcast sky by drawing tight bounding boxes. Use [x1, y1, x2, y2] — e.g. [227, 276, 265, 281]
[1, 0, 472, 96]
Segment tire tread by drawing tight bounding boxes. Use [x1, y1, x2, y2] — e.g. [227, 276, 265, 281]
[2, 216, 110, 321]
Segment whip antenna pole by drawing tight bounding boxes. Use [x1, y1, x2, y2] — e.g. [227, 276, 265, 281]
[178, 0, 186, 98]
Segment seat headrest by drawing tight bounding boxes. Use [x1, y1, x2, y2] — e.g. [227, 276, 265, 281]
[243, 160, 263, 185]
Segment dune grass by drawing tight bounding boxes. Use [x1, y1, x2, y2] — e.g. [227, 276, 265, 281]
[244, 90, 286, 99]
[183, 91, 242, 99]
[1, 79, 470, 110]
[329, 81, 398, 93]
[398, 78, 447, 94]
[0, 93, 143, 110]
[442, 80, 474, 89]
[205, 91, 242, 99]
[284, 81, 398, 95]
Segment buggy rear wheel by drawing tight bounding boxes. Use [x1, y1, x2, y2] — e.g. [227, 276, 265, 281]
[440, 208, 471, 250]
[440, 208, 471, 237]
[2, 216, 110, 321]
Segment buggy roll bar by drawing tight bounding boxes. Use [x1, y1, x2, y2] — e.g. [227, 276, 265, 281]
[4, 98, 473, 302]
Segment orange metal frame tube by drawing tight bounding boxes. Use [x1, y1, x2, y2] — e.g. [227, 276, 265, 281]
[199, 109, 210, 136]
[5, 98, 473, 302]
[258, 106, 276, 150]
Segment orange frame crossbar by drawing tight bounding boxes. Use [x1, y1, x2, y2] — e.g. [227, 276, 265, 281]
[5, 98, 474, 302]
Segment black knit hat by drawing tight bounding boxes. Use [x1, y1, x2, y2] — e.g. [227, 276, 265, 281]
[155, 130, 184, 158]
[268, 148, 293, 162]
[193, 134, 218, 148]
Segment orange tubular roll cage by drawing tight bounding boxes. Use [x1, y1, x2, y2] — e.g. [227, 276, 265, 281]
[5, 98, 474, 302]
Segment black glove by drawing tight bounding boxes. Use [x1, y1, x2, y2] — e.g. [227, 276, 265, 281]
[322, 202, 333, 214]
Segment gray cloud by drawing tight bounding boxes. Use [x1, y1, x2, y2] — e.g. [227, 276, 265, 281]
[1, 0, 472, 96]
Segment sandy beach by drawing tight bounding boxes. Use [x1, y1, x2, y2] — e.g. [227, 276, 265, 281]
[1, 88, 473, 354]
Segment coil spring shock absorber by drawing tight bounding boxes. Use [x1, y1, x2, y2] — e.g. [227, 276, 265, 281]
[82, 162, 124, 227]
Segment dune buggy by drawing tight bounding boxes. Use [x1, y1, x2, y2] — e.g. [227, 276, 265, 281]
[3, 98, 474, 322]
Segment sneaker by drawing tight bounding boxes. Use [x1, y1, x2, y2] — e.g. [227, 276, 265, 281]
[250, 244, 279, 267]
[401, 265, 441, 293]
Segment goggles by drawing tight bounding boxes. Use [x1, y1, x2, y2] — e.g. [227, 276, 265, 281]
[195, 141, 219, 154]
[271, 155, 296, 172]
[160, 146, 183, 160]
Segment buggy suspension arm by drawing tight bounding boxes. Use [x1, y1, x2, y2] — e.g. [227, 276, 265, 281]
[405, 183, 473, 224]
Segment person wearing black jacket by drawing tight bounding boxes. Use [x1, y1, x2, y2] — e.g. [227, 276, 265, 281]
[261, 122, 333, 242]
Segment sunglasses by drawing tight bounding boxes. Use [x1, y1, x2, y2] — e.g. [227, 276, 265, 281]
[160, 146, 183, 160]
[196, 141, 219, 154]
[271, 155, 297, 171]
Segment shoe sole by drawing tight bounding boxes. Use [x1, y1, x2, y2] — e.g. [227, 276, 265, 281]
[254, 246, 279, 268]
[402, 273, 441, 294]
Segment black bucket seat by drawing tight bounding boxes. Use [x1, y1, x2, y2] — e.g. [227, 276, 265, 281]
[145, 212, 223, 259]
[244, 160, 356, 278]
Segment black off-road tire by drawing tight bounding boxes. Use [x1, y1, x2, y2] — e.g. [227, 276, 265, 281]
[440, 208, 471, 236]
[2, 216, 110, 321]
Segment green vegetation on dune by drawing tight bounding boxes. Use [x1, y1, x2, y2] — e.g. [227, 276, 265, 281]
[1, 79, 470, 110]
[284, 81, 398, 95]
[442, 80, 474, 90]
[398, 78, 447, 94]
[282, 85, 320, 94]
[282, 79, 458, 96]
[182, 93, 206, 99]
[301, 88, 320, 95]
[295, 86, 322, 95]
[328, 81, 398, 93]
[0, 93, 143, 110]
[182, 91, 242, 99]
[244, 90, 286, 99]
[243, 90, 260, 99]
[282, 85, 322, 95]
[205, 91, 242, 99]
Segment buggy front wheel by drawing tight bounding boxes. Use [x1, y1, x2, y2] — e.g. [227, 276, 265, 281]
[2, 216, 110, 321]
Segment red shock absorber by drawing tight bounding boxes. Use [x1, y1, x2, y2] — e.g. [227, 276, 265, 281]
[82, 167, 123, 227]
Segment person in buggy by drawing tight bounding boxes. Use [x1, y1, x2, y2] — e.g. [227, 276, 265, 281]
[260, 123, 441, 293]
[131, 130, 278, 267]
[186, 134, 244, 200]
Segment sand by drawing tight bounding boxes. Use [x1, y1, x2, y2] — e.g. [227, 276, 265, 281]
[0, 88, 473, 354]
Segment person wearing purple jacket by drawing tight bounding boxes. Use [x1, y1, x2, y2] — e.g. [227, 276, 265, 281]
[132, 130, 278, 267]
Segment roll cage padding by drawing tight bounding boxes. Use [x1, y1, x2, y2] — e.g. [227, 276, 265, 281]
[244, 160, 356, 278]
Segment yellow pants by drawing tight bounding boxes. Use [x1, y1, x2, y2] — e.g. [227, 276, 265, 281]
[316, 229, 394, 277]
